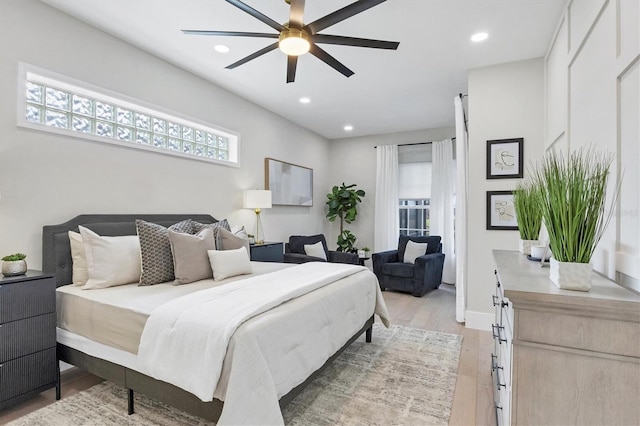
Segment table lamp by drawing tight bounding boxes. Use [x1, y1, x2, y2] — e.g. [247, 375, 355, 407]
[243, 190, 272, 244]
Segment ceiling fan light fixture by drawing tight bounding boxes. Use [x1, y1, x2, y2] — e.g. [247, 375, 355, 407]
[279, 28, 311, 56]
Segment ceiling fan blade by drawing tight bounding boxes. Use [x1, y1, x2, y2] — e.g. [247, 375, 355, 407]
[304, 0, 386, 35]
[225, 42, 279, 69]
[312, 34, 399, 50]
[182, 30, 279, 39]
[289, 0, 305, 29]
[225, 0, 284, 32]
[287, 56, 298, 83]
[309, 44, 354, 78]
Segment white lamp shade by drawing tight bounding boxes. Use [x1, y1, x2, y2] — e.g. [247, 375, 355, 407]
[243, 190, 272, 209]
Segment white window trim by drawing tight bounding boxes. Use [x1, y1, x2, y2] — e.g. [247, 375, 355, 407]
[17, 62, 240, 167]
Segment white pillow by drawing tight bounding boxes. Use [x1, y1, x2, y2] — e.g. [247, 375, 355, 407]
[304, 241, 327, 261]
[79, 226, 142, 290]
[68, 231, 88, 286]
[403, 240, 428, 264]
[208, 247, 252, 281]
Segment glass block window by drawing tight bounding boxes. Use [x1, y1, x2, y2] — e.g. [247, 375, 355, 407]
[19, 64, 239, 166]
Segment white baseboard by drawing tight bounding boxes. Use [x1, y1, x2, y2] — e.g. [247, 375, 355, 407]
[464, 310, 493, 331]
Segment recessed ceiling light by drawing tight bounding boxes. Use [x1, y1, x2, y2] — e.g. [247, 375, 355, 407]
[214, 44, 230, 53]
[471, 32, 489, 42]
[299, 97, 311, 104]
[344, 125, 353, 131]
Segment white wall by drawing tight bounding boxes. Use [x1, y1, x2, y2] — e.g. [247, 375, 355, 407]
[0, 0, 331, 269]
[326, 127, 454, 256]
[545, 0, 639, 288]
[466, 58, 545, 330]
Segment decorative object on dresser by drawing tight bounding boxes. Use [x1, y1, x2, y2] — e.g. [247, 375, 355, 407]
[512, 180, 542, 255]
[0, 271, 59, 410]
[486, 191, 518, 230]
[243, 189, 272, 244]
[491, 250, 640, 425]
[326, 183, 365, 254]
[486, 138, 524, 179]
[372, 235, 445, 297]
[283, 234, 358, 265]
[1, 253, 28, 277]
[249, 241, 284, 262]
[533, 148, 620, 291]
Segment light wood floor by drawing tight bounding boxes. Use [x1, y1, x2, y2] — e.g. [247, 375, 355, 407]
[0, 284, 494, 425]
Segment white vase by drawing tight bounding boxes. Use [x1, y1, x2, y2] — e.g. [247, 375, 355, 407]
[518, 239, 539, 255]
[549, 258, 592, 291]
[2, 260, 27, 277]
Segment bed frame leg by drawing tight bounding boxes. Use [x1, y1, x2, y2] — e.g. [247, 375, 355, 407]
[128, 388, 134, 415]
[365, 326, 372, 343]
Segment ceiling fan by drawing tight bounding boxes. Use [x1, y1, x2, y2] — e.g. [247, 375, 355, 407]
[182, 0, 400, 83]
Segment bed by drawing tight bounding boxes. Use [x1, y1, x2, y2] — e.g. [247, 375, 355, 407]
[42, 214, 389, 425]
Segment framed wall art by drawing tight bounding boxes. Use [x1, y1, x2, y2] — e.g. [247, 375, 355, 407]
[486, 190, 519, 230]
[486, 138, 523, 179]
[265, 158, 313, 206]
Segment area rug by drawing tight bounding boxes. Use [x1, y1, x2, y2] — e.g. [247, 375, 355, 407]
[8, 324, 462, 426]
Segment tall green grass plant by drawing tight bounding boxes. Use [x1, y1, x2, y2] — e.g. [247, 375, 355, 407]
[512, 181, 542, 240]
[533, 148, 619, 263]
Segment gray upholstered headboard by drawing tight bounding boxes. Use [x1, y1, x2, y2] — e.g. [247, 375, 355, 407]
[42, 214, 217, 287]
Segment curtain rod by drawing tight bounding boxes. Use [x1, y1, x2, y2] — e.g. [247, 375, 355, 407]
[374, 93, 469, 148]
[373, 138, 455, 149]
[373, 93, 467, 148]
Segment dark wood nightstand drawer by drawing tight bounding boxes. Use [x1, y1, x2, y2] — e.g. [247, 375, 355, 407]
[0, 313, 56, 363]
[0, 347, 57, 404]
[250, 242, 284, 262]
[0, 275, 56, 323]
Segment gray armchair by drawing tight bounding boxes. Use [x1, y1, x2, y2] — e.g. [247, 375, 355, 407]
[372, 235, 445, 297]
[284, 234, 359, 265]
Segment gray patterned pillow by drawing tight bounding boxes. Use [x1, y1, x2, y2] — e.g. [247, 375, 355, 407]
[136, 219, 193, 285]
[193, 219, 230, 249]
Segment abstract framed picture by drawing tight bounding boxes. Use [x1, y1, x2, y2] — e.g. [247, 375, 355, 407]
[486, 138, 524, 179]
[265, 158, 313, 206]
[486, 190, 519, 230]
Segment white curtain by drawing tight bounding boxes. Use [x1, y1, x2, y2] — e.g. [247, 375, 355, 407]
[430, 139, 456, 284]
[374, 145, 399, 252]
[454, 96, 469, 323]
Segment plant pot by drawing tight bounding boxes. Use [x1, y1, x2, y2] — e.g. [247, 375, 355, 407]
[518, 239, 539, 255]
[2, 260, 27, 277]
[549, 258, 592, 291]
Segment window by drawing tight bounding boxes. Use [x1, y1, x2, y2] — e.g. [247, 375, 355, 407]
[399, 199, 430, 236]
[398, 146, 432, 236]
[18, 63, 239, 166]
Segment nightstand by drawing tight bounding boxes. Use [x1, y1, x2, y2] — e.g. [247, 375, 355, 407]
[250, 242, 284, 262]
[0, 271, 59, 410]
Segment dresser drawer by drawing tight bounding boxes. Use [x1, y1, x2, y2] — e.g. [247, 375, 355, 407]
[0, 313, 56, 363]
[0, 276, 56, 323]
[0, 348, 57, 403]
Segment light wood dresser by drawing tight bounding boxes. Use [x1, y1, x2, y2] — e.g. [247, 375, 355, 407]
[491, 250, 640, 425]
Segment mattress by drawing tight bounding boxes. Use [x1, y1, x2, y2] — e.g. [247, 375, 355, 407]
[56, 261, 292, 354]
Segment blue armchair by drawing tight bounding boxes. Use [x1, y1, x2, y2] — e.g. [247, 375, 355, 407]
[372, 235, 445, 297]
[283, 234, 359, 265]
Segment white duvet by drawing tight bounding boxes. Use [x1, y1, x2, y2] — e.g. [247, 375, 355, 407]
[137, 262, 389, 425]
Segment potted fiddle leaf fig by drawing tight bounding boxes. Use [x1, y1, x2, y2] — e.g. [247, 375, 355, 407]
[2, 253, 27, 277]
[512, 181, 543, 255]
[533, 148, 619, 291]
[326, 183, 365, 253]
